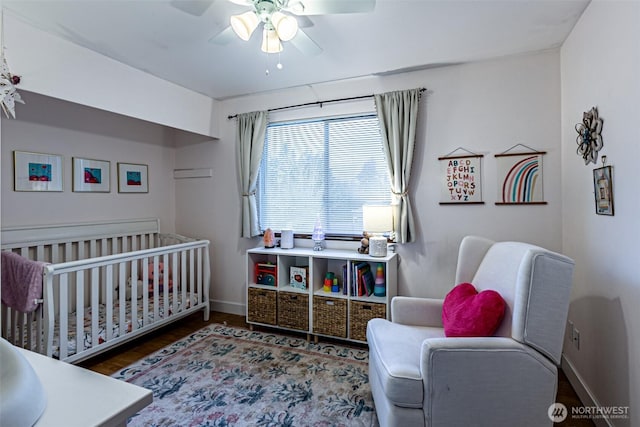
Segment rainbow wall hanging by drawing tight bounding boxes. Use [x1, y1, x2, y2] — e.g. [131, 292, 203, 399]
[495, 146, 547, 205]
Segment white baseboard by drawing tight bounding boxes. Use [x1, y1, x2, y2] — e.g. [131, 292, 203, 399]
[561, 355, 613, 427]
[209, 299, 245, 317]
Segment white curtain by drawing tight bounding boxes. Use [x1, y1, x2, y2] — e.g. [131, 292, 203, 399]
[236, 111, 268, 238]
[374, 89, 422, 244]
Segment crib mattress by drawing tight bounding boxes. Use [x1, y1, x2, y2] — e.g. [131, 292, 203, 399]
[52, 294, 195, 359]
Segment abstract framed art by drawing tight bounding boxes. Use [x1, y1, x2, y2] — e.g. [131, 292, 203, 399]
[73, 157, 110, 192]
[13, 150, 63, 192]
[118, 162, 148, 193]
[495, 145, 547, 205]
[593, 165, 614, 216]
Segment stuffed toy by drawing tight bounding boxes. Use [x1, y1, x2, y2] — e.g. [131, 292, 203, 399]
[357, 232, 371, 254]
[147, 262, 173, 294]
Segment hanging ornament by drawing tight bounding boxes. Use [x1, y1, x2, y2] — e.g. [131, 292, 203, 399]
[0, 54, 24, 118]
[575, 107, 604, 165]
[1, 8, 25, 119]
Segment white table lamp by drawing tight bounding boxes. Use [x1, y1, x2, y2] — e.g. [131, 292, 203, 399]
[363, 205, 393, 257]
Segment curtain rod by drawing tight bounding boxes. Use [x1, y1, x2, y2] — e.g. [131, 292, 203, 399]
[227, 87, 426, 120]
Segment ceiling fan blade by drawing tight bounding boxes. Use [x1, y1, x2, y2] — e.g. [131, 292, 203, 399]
[289, 28, 322, 56]
[170, 0, 215, 16]
[296, 15, 314, 28]
[286, 0, 375, 16]
[228, 0, 254, 5]
[209, 26, 237, 45]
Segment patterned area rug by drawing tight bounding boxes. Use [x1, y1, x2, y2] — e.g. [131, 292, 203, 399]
[112, 324, 378, 426]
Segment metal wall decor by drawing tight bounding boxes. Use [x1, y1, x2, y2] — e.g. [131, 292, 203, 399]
[575, 107, 604, 165]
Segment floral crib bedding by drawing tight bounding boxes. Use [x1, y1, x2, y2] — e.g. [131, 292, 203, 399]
[50, 294, 195, 359]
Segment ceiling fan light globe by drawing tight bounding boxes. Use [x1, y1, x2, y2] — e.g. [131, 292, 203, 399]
[261, 28, 283, 53]
[230, 11, 260, 41]
[271, 11, 298, 41]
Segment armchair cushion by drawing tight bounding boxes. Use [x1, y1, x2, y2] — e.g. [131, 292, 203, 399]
[442, 283, 506, 337]
[367, 319, 445, 408]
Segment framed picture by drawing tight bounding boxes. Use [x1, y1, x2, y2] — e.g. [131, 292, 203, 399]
[495, 150, 547, 205]
[593, 165, 614, 215]
[438, 154, 483, 204]
[13, 150, 63, 192]
[118, 162, 148, 193]
[73, 157, 110, 192]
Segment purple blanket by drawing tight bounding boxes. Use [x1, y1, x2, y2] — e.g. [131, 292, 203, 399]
[1, 251, 47, 313]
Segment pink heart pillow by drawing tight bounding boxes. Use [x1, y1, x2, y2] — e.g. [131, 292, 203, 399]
[442, 282, 506, 337]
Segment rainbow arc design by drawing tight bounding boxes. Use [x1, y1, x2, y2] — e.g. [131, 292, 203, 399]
[501, 155, 541, 203]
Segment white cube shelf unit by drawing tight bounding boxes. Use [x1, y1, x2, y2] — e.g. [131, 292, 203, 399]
[246, 246, 398, 343]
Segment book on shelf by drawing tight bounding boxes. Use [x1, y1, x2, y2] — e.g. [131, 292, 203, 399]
[352, 262, 375, 296]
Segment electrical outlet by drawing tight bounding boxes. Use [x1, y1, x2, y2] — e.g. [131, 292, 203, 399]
[568, 320, 574, 336]
[573, 328, 580, 350]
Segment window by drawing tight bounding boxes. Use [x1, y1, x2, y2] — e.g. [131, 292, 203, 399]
[258, 114, 390, 236]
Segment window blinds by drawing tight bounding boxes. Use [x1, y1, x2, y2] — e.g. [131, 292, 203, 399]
[258, 114, 391, 236]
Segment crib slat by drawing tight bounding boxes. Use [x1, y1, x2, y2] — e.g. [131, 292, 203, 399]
[51, 244, 59, 263]
[59, 274, 69, 360]
[90, 267, 99, 348]
[26, 310, 34, 351]
[34, 309, 43, 354]
[197, 248, 203, 304]
[119, 262, 127, 336]
[181, 251, 187, 308]
[75, 271, 84, 359]
[131, 260, 138, 331]
[152, 256, 159, 323]
[105, 264, 113, 342]
[162, 253, 169, 319]
[189, 249, 195, 298]
[141, 256, 150, 329]
[89, 239, 97, 259]
[36, 245, 45, 262]
[171, 252, 178, 313]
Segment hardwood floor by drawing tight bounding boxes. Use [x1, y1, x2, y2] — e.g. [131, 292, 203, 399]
[80, 311, 594, 426]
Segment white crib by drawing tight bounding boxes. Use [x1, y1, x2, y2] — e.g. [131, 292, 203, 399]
[1, 218, 210, 364]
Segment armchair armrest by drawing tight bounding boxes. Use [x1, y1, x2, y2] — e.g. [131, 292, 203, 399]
[420, 337, 558, 426]
[391, 296, 444, 327]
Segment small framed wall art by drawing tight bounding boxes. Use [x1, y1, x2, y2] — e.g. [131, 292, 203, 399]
[73, 157, 110, 192]
[13, 150, 63, 192]
[118, 162, 148, 193]
[593, 165, 614, 216]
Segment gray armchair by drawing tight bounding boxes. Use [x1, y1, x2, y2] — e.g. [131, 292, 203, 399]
[366, 236, 575, 427]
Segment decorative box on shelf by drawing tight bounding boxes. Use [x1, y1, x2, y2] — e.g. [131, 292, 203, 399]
[278, 291, 309, 331]
[255, 262, 277, 287]
[289, 266, 309, 290]
[247, 287, 277, 325]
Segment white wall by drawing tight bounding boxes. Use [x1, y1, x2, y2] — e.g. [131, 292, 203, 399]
[175, 49, 564, 314]
[561, 1, 640, 425]
[1, 92, 179, 231]
[3, 13, 220, 138]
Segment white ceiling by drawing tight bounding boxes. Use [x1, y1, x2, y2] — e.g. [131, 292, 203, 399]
[4, 0, 589, 100]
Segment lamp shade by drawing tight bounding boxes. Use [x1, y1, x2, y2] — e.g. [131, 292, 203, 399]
[271, 11, 298, 41]
[363, 205, 393, 233]
[230, 11, 260, 41]
[261, 28, 283, 53]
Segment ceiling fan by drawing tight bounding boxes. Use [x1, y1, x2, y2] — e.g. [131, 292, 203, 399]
[171, 0, 376, 56]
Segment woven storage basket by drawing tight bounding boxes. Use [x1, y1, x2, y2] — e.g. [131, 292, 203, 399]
[313, 296, 347, 338]
[247, 287, 277, 325]
[349, 300, 386, 342]
[278, 291, 309, 331]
